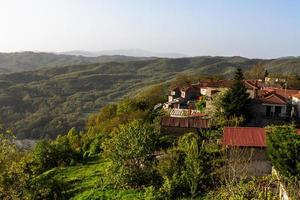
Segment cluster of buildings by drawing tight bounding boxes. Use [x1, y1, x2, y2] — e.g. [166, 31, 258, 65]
[160, 77, 300, 176]
[163, 78, 300, 125]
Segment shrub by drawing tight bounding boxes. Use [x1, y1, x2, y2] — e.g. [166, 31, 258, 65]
[103, 120, 160, 188]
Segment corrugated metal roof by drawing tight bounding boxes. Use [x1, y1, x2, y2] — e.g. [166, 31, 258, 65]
[223, 127, 300, 148]
[161, 117, 210, 129]
[223, 127, 266, 147]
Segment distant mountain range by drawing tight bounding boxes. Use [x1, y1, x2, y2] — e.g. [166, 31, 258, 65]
[58, 49, 187, 58]
[0, 51, 153, 72]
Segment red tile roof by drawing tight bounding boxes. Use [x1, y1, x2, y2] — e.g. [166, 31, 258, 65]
[192, 80, 260, 90]
[243, 80, 260, 90]
[292, 93, 300, 99]
[223, 127, 300, 148]
[223, 127, 266, 147]
[274, 89, 300, 98]
[259, 93, 288, 105]
[161, 116, 210, 129]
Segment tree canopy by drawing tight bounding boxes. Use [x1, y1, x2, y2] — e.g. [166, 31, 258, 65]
[220, 68, 250, 118]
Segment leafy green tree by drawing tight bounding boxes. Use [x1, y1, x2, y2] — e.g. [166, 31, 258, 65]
[220, 68, 250, 118]
[0, 128, 30, 199]
[32, 132, 82, 174]
[266, 125, 300, 177]
[156, 133, 221, 199]
[104, 120, 160, 187]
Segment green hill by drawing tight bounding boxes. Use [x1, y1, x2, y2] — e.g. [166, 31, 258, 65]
[0, 54, 300, 138]
[0, 51, 153, 72]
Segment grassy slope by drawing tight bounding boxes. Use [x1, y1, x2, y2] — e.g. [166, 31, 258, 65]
[46, 159, 143, 200]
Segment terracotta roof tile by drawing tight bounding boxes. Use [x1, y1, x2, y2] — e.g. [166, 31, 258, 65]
[259, 93, 288, 105]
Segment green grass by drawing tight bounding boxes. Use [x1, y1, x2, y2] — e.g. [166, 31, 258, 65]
[45, 158, 143, 200]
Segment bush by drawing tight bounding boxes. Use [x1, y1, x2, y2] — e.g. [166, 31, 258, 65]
[31, 132, 83, 174]
[27, 173, 67, 200]
[156, 133, 222, 199]
[103, 120, 160, 188]
[266, 125, 300, 177]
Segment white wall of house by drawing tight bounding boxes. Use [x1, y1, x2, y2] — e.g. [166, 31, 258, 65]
[292, 96, 300, 116]
[247, 89, 255, 99]
[181, 91, 186, 98]
[200, 88, 207, 96]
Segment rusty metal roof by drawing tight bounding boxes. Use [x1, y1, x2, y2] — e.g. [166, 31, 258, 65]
[223, 127, 300, 148]
[161, 116, 210, 129]
[222, 127, 266, 147]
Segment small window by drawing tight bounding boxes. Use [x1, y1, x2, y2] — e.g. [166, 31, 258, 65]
[266, 106, 271, 117]
[275, 106, 282, 117]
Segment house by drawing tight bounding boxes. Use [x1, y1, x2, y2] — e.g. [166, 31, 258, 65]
[197, 80, 260, 99]
[249, 88, 300, 126]
[253, 92, 289, 118]
[164, 85, 200, 109]
[222, 127, 271, 176]
[223, 127, 300, 176]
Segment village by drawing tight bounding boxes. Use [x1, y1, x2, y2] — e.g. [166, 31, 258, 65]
[160, 72, 300, 181]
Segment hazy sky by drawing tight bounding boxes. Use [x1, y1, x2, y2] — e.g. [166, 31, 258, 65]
[0, 0, 300, 58]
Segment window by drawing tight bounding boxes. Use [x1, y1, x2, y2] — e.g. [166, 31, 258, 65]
[275, 106, 282, 117]
[266, 106, 271, 117]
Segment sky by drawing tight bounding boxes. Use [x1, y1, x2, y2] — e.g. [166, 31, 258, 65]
[0, 0, 300, 58]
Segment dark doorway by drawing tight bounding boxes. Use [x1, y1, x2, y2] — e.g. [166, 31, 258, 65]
[266, 106, 271, 117]
[275, 106, 282, 117]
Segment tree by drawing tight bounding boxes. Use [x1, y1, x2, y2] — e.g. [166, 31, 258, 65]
[156, 133, 221, 199]
[245, 62, 266, 79]
[220, 68, 250, 118]
[178, 133, 205, 197]
[266, 125, 300, 177]
[0, 128, 30, 199]
[103, 120, 160, 187]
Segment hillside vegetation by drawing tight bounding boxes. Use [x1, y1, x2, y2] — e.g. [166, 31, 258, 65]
[0, 53, 300, 138]
[0, 52, 153, 72]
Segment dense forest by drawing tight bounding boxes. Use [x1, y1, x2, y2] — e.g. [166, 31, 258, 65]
[0, 53, 300, 138]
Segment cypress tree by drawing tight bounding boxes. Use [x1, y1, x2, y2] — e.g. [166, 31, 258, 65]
[220, 68, 250, 118]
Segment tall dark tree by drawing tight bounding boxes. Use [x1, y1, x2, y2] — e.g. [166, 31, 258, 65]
[264, 70, 269, 79]
[220, 68, 250, 118]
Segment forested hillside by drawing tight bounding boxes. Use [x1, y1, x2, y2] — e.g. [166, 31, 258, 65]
[0, 52, 153, 72]
[0, 53, 300, 138]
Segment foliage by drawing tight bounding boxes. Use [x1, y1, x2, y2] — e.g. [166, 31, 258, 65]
[155, 133, 222, 199]
[203, 176, 279, 200]
[219, 68, 250, 118]
[195, 99, 206, 112]
[245, 62, 267, 79]
[27, 173, 67, 200]
[103, 120, 160, 188]
[31, 131, 83, 174]
[266, 125, 300, 177]
[0, 128, 31, 199]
